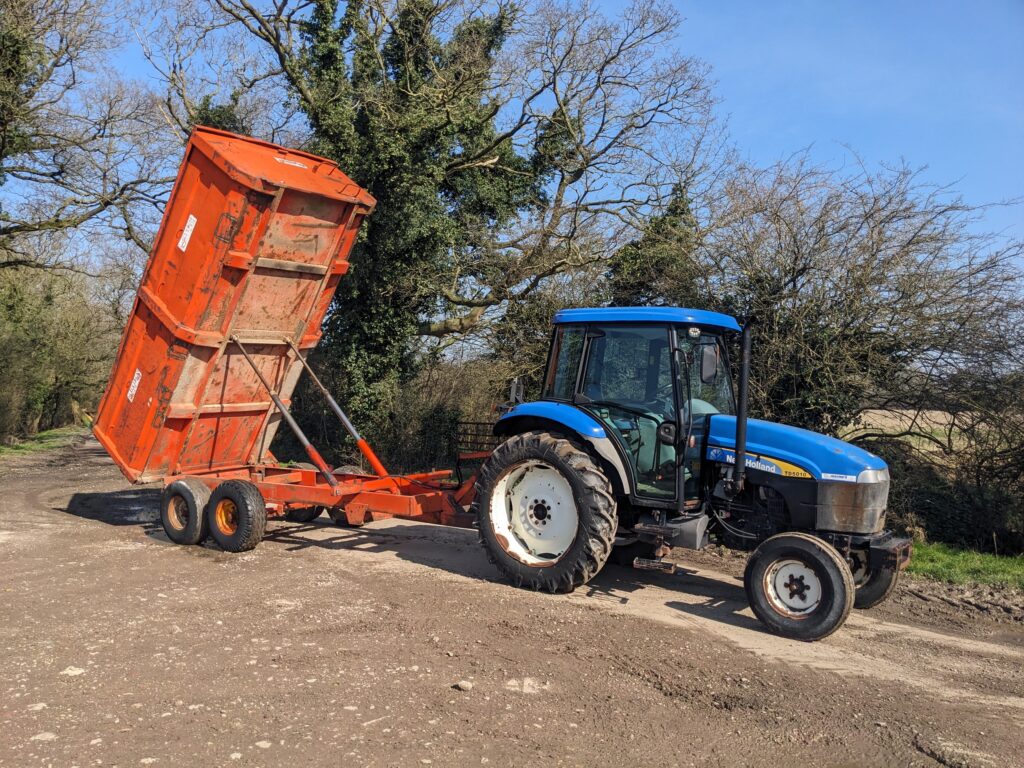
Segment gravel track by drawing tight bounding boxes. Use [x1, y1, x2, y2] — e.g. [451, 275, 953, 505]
[1, 438, 1021, 767]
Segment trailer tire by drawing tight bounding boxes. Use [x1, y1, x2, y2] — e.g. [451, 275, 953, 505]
[160, 478, 211, 545]
[207, 480, 267, 552]
[475, 431, 616, 593]
[744, 532, 854, 641]
[850, 552, 900, 609]
[286, 506, 322, 523]
[326, 466, 366, 527]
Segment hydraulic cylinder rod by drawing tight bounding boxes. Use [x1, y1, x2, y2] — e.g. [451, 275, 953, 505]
[229, 336, 339, 488]
[284, 337, 389, 477]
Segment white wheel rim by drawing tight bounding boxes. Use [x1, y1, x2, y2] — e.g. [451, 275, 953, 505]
[764, 558, 822, 618]
[489, 460, 579, 567]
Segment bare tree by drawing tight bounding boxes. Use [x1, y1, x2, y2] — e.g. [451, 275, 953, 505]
[155, 0, 719, 338]
[0, 0, 174, 266]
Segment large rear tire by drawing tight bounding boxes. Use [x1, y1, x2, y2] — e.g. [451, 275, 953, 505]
[160, 478, 211, 545]
[744, 532, 854, 641]
[207, 480, 267, 553]
[475, 431, 616, 593]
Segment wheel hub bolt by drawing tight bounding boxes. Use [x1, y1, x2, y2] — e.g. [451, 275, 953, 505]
[784, 573, 809, 601]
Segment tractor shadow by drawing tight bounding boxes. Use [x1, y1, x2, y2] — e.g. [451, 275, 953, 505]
[583, 562, 765, 633]
[266, 519, 765, 634]
[58, 487, 764, 635]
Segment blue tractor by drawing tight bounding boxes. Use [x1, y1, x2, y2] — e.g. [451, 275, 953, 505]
[474, 307, 912, 641]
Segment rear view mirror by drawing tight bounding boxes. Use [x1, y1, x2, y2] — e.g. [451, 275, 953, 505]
[657, 421, 677, 445]
[700, 344, 718, 384]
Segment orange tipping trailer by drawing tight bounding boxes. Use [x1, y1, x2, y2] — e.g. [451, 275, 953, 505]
[94, 127, 472, 552]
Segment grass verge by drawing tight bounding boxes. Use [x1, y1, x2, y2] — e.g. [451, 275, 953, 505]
[907, 541, 1024, 590]
[0, 426, 88, 459]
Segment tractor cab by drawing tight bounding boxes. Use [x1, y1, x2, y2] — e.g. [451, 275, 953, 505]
[540, 308, 740, 506]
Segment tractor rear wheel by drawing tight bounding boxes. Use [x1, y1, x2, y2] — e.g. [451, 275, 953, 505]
[475, 431, 616, 593]
[160, 478, 211, 545]
[207, 480, 267, 552]
[744, 532, 854, 641]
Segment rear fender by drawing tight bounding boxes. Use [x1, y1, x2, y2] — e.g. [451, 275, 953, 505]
[494, 402, 631, 496]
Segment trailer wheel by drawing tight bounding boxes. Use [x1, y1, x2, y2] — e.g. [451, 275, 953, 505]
[850, 551, 900, 609]
[475, 431, 616, 593]
[286, 506, 322, 523]
[207, 480, 267, 552]
[325, 466, 365, 527]
[744, 532, 854, 641]
[160, 478, 211, 545]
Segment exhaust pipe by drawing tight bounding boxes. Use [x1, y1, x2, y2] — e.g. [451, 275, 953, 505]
[732, 322, 752, 494]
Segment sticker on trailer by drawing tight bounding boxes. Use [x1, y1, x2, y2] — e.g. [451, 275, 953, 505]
[126, 368, 142, 402]
[275, 156, 308, 169]
[177, 214, 197, 252]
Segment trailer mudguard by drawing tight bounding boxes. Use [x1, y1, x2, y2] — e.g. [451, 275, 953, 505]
[494, 402, 632, 494]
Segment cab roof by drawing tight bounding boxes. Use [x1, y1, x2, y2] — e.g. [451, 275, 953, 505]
[553, 307, 741, 332]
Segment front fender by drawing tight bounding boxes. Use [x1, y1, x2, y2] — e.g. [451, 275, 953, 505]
[495, 402, 631, 495]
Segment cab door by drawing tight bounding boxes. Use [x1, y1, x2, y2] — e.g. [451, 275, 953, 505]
[574, 324, 678, 502]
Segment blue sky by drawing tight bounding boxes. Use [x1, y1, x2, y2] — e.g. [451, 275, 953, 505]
[672, 0, 1024, 238]
[114, 1, 1023, 237]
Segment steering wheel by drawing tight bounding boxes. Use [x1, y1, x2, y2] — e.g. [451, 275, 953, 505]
[681, 397, 720, 426]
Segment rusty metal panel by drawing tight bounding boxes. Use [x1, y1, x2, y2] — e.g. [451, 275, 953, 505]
[93, 127, 374, 483]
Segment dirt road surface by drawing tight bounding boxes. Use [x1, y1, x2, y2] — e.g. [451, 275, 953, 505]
[2, 438, 1022, 767]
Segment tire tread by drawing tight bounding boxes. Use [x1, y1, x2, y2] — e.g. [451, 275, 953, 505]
[474, 431, 616, 593]
[208, 480, 266, 552]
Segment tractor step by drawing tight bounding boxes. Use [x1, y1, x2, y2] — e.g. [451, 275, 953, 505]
[633, 521, 679, 537]
[633, 557, 677, 574]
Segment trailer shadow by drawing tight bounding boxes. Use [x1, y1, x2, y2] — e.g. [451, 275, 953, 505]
[265, 519, 765, 634]
[262, 519, 502, 582]
[62, 488, 163, 535]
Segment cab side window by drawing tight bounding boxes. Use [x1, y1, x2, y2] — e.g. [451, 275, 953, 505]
[542, 326, 585, 400]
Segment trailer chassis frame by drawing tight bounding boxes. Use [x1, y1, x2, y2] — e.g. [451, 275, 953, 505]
[168, 336, 477, 530]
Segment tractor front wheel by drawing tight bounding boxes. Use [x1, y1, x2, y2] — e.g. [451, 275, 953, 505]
[475, 431, 616, 593]
[744, 532, 854, 641]
[850, 551, 900, 609]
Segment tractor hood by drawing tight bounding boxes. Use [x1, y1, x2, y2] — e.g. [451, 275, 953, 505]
[706, 415, 887, 484]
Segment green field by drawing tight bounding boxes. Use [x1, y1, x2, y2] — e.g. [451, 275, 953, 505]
[0, 426, 88, 459]
[907, 541, 1024, 590]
